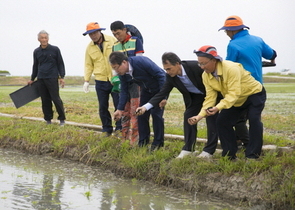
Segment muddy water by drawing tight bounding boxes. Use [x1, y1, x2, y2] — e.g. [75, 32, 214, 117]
[0, 148, 240, 210]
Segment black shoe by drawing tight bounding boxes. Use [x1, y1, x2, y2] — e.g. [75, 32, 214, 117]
[149, 144, 163, 152]
[138, 141, 148, 147]
[59, 120, 65, 126]
[100, 132, 112, 138]
[46, 120, 52, 125]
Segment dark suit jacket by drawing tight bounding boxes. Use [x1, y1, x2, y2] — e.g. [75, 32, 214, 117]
[118, 56, 166, 110]
[149, 60, 205, 108]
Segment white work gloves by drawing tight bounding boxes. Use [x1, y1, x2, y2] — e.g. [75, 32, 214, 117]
[83, 82, 89, 93]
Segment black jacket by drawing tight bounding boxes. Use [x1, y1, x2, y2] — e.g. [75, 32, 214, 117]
[31, 44, 65, 80]
[148, 60, 205, 108]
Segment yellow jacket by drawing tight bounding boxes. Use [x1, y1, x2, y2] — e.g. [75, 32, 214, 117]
[84, 34, 116, 81]
[199, 60, 263, 117]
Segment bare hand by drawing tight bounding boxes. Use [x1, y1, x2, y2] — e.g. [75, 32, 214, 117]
[113, 110, 123, 121]
[27, 80, 33, 86]
[135, 107, 147, 115]
[188, 115, 202, 125]
[159, 99, 167, 109]
[205, 107, 219, 116]
[59, 78, 65, 88]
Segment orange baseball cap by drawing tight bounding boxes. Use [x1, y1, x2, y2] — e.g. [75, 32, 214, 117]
[193, 45, 223, 61]
[83, 22, 106, 36]
[218, 15, 249, 31]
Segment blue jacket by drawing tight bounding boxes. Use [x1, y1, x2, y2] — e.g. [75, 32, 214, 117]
[118, 56, 165, 110]
[226, 30, 276, 84]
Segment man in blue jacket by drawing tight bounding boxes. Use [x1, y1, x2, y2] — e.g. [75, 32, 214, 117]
[218, 15, 277, 148]
[109, 52, 166, 150]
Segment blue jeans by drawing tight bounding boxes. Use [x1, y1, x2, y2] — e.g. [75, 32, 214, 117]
[95, 80, 121, 133]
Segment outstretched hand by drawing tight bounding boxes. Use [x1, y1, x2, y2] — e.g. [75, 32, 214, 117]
[113, 110, 123, 121]
[135, 107, 147, 115]
[205, 107, 219, 116]
[188, 115, 203, 125]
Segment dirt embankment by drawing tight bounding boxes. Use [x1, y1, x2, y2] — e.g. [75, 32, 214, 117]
[1, 136, 289, 210]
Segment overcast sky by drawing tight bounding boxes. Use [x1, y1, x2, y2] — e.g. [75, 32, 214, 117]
[0, 0, 294, 77]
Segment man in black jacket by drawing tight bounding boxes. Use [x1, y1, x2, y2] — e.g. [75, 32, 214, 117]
[28, 30, 66, 126]
[136, 52, 219, 158]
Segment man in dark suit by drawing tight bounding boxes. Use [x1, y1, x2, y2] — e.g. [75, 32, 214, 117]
[136, 52, 219, 158]
[109, 51, 166, 151]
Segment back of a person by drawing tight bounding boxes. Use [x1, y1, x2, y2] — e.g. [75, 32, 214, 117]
[129, 56, 165, 92]
[227, 31, 265, 82]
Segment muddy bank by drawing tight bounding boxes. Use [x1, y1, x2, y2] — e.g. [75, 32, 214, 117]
[0, 136, 291, 210]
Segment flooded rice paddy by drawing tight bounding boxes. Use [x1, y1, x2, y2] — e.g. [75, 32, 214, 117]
[0, 148, 242, 210]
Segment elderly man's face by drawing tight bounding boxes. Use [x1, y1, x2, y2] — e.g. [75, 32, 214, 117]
[89, 30, 102, 43]
[197, 57, 216, 74]
[38, 33, 49, 48]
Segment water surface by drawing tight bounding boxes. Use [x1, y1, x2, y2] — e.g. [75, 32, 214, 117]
[0, 148, 240, 210]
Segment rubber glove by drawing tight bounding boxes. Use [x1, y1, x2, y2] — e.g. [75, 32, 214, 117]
[83, 82, 89, 93]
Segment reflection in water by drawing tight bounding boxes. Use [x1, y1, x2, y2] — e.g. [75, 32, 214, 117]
[0, 148, 241, 210]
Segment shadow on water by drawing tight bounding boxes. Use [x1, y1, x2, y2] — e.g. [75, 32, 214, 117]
[0, 148, 244, 210]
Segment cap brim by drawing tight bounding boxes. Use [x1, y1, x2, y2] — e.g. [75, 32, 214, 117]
[193, 50, 223, 61]
[83, 28, 106, 36]
[218, 25, 249, 31]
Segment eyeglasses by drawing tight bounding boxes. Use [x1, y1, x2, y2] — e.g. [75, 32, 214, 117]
[111, 63, 121, 71]
[198, 59, 212, 67]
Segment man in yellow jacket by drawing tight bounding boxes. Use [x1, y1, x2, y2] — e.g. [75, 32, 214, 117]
[83, 22, 121, 137]
[188, 45, 266, 160]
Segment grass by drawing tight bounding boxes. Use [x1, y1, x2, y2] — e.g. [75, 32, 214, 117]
[0, 76, 295, 208]
[0, 76, 294, 143]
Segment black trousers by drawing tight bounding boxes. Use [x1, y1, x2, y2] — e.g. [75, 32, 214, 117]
[138, 89, 164, 147]
[38, 78, 65, 121]
[234, 110, 249, 145]
[217, 88, 266, 159]
[182, 93, 218, 153]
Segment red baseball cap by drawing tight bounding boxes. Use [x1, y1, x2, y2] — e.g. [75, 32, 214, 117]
[218, 15, 249, 31]
[83, 22, 106, 36]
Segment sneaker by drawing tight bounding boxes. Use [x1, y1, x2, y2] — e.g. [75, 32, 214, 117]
[197, 151, 213, 159]
[59, 120, 65, 126]
[46, 120, 52, 125]
[113, 130, 122, 139]
[176, 150, 192, 159]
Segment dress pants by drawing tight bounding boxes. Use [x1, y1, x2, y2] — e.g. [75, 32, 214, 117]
[182, 93, 219, 153]
[38, 78, 65, 121]
[137, 90, 164, 147]
[95, 80, 121, 133]
[234, 110, 249, 145]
